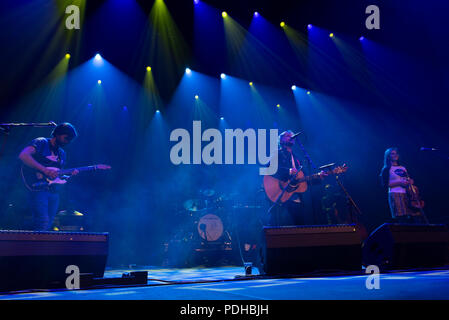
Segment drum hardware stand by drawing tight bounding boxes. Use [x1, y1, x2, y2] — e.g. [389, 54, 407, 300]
[199, 223, 208, 242]
[230, 197, 252, 273]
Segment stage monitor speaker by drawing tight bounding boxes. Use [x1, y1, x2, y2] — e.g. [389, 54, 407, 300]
[362, 223, 449, 270]
[0, 230, 109, 291]
[259, 224, 363, 275]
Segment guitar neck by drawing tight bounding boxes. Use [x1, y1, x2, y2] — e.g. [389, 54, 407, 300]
[59, 166, 99, 175]
[296, 173, 320, 183]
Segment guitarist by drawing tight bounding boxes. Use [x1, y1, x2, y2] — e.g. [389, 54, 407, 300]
[18, 123, 79, 230]
[267, 131, 327, 226]
[380, 147, 426, 224]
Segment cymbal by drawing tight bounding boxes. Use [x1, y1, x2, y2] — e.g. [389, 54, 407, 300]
[201, 189, 216, 197]
[183, 199, 204, 211]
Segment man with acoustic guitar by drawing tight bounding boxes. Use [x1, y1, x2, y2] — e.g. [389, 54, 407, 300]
[18, 123, 79, 231]
[264, 130, 329, 226]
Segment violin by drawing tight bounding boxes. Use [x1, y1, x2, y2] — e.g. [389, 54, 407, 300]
[405, 173, 425, 210]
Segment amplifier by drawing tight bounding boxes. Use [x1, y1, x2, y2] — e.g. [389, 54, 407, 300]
[0, 230, 109, 291]
[259, 224, 363, 275]
[362, 223, 449, 270]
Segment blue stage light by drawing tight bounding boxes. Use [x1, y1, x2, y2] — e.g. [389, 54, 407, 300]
[220, 73, 226, 79]
[185, 67, 192, 74]
[307, 24, 312, 30]
[359, 36, 365, 41]
[93, 53, 104, 66]
[254, 12, 259, 18]
[220, 117, 224, 120]
[194, 0, 199, 4]
[291, 85, 297, 90]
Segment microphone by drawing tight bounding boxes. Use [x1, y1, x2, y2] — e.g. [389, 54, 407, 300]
[291, 131, 303, 139]
[420, 147, 438, 151]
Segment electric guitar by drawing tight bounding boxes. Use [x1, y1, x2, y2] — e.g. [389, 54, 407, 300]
[21, 163, 111, 191]
[263, 164, 348, 204]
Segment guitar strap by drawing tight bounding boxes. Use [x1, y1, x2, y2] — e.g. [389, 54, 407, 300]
[291, 154, 301, 203]
[47, 138, 62, 167]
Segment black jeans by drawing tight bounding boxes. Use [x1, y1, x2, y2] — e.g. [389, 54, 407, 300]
[29, 191, 60, 231]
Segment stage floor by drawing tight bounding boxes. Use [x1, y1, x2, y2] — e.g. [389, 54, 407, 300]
[1, 266, 448, 300]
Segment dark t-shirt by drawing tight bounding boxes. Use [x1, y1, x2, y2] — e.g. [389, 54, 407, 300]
[28, 137, 66, 169]
[274, 148, 303, 181]
[269, 148, 321, 203]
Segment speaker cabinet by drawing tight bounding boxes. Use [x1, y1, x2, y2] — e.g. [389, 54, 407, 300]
[362, 223, 449, 270]
[259, 224, 363, 275]
[0, 230, 109, 291]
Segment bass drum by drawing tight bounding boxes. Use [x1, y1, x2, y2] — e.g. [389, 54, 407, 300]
[197, 214, 223, 242]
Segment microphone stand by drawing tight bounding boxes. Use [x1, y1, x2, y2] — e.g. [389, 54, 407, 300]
[0, 122, 57, 133]
[0, 122, 57, 160]
[334, 173, 369, 240]
[421, 149, 449, 161]
[295, 135, 317, 170]
[334, 173, 362, 223]
[295, 136, 319, 224]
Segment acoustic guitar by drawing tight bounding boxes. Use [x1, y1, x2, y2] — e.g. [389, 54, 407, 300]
[263, 164, 348, 204]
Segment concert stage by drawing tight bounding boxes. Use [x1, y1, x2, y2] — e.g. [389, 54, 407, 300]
[1, 1, 448, 311]
[1, 266, 449, 300]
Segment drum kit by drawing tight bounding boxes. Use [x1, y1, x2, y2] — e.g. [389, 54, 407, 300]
[163, 187, 267, 267]
[177, 188, 263, 247]
[181, 189, 231, 244]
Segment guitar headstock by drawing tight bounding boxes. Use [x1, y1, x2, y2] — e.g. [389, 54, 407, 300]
[332, 164, 348, 175]
[96, 164, 112, 170]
